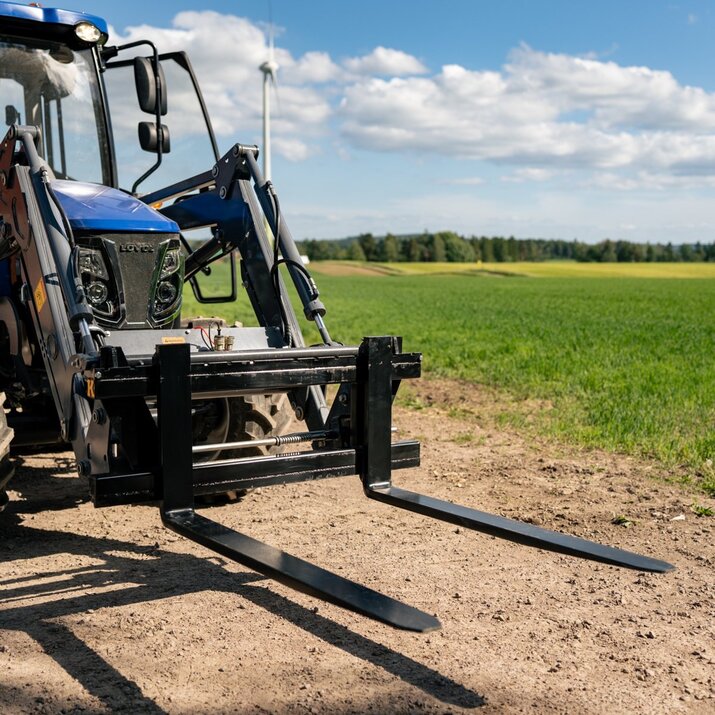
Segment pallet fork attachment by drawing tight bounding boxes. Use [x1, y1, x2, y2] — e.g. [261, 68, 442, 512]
[155, 342, 441, 632]
[148, 339, 671, 633]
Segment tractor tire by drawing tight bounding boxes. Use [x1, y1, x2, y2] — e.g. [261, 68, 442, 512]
[193, 393, 297, 503]
[220, 393, 296, 459]
[0, 393, 15, 513]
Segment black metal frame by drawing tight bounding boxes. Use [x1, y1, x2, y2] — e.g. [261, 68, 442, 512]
[0, 124, 674, 634]
[82, 339, 422, 505]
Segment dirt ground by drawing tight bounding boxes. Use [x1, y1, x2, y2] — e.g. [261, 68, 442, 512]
[1, 379, 713, 714]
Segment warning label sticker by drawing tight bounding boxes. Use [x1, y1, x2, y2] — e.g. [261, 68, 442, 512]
[161, 336, 186, 344]
[34, 279, 46, 313]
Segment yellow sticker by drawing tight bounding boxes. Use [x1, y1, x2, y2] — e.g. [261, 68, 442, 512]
[85, 378, 95, 399]
[161, 336, 186, 344]
[34, 279, 46, 313]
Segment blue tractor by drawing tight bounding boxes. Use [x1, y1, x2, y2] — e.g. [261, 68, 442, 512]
[0, 1, 672, 632]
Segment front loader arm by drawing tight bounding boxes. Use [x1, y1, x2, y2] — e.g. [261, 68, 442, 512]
[141, 144, 331, 427]
[0, 126, 95, 448]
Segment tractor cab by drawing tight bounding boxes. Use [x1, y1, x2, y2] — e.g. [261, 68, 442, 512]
[0, 0, 218, 195]
[0, 3, 113, 185]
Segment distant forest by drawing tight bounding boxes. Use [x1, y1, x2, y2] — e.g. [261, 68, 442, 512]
[296, 232, 715, 263]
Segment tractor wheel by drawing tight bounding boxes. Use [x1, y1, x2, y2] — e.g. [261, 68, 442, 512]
[192, 393, 297, 503]
[0, 393, 14, 513]
[220, 393, 296, 459]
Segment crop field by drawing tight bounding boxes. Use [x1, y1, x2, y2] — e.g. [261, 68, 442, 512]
[312, 259, 715, 279]
[184, 261, 715, 486]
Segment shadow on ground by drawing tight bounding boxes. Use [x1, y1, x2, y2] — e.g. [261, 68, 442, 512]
[1, 460, 485, 711]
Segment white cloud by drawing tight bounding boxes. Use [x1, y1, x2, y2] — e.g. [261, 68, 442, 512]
[281, 51, 341, 83]
[109, 10, 332, 161]
[441, 176, 486, 186]
[107, 11, 715, 194]
[272, 136, 312, 162]
[344, 47, 427, 76]
[505, 45, 715, 131]
[587, 170, 715, 191]
[501, 168, 554, 183]
[338, 45, 715, 184]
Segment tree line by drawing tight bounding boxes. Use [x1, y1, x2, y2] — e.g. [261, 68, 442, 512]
[296, 232, 715, 263]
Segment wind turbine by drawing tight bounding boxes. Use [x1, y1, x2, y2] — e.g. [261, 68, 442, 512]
[259, 25, 279, 181]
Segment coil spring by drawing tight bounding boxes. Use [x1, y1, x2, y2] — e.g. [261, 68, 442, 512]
[274, 434, 306, 446]
[274, 432, 325, 446]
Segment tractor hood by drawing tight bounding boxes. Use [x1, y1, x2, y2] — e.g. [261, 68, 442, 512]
[51, 181, 179, 234]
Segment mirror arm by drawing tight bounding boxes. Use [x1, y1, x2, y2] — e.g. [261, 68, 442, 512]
[108, 39, 165, 194]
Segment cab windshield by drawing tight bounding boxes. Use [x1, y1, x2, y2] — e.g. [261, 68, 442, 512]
[0, 36, 111, 185]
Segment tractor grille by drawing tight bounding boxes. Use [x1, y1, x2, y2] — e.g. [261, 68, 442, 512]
[76, 232, 183, 329]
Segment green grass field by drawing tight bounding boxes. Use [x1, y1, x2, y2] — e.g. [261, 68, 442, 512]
[184, 261, 715, 488]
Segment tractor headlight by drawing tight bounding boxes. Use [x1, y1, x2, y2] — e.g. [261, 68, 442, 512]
[150, 240, 184, 327]
[74, 22, 103, 43]
[86, 281, 109, 306]
[77, 245, 119, 323]
[160, 247, 182, 279]
[156, 281, 178, 304]
[78, 247, 108, 279]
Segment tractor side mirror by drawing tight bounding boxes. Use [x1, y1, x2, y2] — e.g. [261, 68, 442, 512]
[5, 105, 20, 126]
[138, 121, 171, 153]
[134, 57, 167, 115]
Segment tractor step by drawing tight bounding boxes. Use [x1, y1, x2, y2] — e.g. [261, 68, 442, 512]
[161, 507, 441, 632]
[366, 486, 674, 573]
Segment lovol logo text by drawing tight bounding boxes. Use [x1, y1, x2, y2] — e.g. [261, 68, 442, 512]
[120, 243, 154, 253]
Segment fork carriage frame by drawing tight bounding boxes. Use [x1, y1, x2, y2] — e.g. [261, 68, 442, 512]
[2, 127, 673, 633]
[81, 336, 422, 507]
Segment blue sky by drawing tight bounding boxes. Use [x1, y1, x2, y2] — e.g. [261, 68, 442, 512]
[73, 1, 715, 243]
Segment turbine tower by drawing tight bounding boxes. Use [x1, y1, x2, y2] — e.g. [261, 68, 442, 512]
[259, 30, 278, 181]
